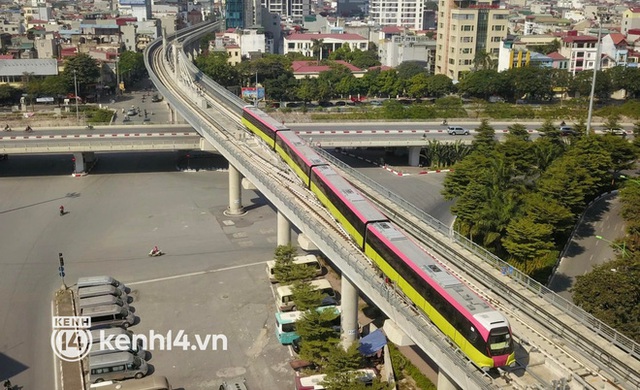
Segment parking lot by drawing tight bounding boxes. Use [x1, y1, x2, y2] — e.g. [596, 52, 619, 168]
[0, 152, 293, 389]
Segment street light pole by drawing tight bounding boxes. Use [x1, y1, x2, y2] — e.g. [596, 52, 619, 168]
[73, 69, 79, 124]
[595, 235, 629, 259]
[586, 13, 604, 137]
[254, 71, 258, 108]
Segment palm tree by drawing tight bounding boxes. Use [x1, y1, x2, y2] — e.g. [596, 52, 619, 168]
[311, 39, 324, 64]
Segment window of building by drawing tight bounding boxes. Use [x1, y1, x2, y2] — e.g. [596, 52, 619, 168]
[491, 48, 499, 55]
[493, 14, 507, 19]
[461, 25, 473, 31]
[491, 25, 504, 31]
[288, 43, 294, 49]
[462, 48, 472, 54]
[452, 25, 456, 31]
[461, 36, 473, 43]
[491, 36, 501, 42]
[452, 13, 475, 20]
[449, 58, 455, 65]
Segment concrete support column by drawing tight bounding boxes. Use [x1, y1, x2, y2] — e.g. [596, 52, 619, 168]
[72, 152, 85, 173]
[226, 164, 244, 215]
[437, 370, 459, 390]
[340, 276, 359, 350]
[277, 210, 291, 246]
[172, 42, 179, 79]
[408, 146, 421, 167]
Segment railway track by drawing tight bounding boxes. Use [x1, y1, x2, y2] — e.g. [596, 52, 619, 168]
[146, 22, 639, 389]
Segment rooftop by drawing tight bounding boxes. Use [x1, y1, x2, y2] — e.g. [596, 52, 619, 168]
[285, 33, 367, 41]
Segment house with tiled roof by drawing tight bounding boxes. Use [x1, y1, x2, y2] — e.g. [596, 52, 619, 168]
[284, 33, 368, 59]
[559, 32, 600, 75]
[546, 51, 569, 70]
[290, 60, 365, 79]
[602, 33, 628, 67]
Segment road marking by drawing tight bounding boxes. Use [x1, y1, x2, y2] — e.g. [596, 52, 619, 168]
[127, 260, 266, 286]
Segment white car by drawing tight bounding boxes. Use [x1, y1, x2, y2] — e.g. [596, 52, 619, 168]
[447, 126, 469, 135]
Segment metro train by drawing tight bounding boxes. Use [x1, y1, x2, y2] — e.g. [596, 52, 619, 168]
[241, 106, 515, 369]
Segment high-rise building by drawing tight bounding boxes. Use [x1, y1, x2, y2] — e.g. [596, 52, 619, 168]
[369, 0, 425, 30]
[435, 0, 509, 81]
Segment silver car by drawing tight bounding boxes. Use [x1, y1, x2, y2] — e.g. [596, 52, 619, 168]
[447, 126, 469, 135]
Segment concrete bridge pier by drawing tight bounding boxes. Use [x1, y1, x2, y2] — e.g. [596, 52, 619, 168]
[72, 152, 95, 175]
[226, 164, 245, 216]
[340, 275, 359, 350]
[408, 146, 421, 167]
[277, 211, 291, 246]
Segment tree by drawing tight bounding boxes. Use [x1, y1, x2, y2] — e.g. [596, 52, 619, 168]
[599, 134, 637, 172]
[473, 50, 497, 71]
[395, 61, 427, 80]
[572, 255, 640, 342]
[522, 192, 575, 237]
[0, 84, 21, 105]
[296, 308, 341, 365]
[472, 119, 497, 152]
[324, 343, 363, 374]
[502, 217, 555, 264]
[425, 74, 454, 97]
[506, 123, 530, 141]
[40, 75, 69, 98]
[506, 66, 554, 101]
[456, 70, 507, 99]
[348, 49, 380, 69]
[118, 51, 147, 86]
[530, 39, 560, 55]
[291, 280, 326, 311]
[537, 118, 561, 139]
[296, 77, 319, 104]
[571, 70, 612, 101]
[63, 53, 101, 95]
[407, 73, 429, 98]
[194, 52, 239, 87]
[311, 39, 324, 62]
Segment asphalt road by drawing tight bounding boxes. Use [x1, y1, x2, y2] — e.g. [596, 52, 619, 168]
[0, 152, 293, 389]
[548, 193, 626, 302]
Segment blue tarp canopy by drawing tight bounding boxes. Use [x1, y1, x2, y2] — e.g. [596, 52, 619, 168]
[358, 329, 387, 356]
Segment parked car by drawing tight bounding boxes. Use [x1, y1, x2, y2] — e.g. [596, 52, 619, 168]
[126, 109, 137, 116]
[369, 100, 383, 106]
[151, 94, 163, 102]
[447, 126, 469, 135]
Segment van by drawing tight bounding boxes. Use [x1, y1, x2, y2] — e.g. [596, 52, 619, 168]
[447, 126, 469, 136]
[266, 255, 323, 283]
[90, 328, 146, 359]
[89, 376, 171, 389]
[80, 295, 130, 311]
[78, 285, 129, 301]
[89, 351, 148, 383]
[275, 279, 336, 312]
[82, 305, 135, 329]
[78, 276, 127, 293]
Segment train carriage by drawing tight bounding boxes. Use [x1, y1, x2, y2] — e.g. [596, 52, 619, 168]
[276, 131, 327, 186]
[310, 165, 388, 248]
[364, 221, 515, 369]
[242, 106, 288, 148]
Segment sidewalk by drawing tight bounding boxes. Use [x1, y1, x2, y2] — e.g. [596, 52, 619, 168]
[53, 288, 85, 390]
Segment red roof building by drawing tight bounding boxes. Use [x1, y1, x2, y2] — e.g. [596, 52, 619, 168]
[291, 60, 365, 79]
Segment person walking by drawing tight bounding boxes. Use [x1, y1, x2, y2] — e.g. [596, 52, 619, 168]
[59, 205, 65, 216]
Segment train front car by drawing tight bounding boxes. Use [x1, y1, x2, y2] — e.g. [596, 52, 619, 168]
[242, 106, 289, 148]
[309, 165, 388, 249]
[364, 221, 515, 370]
[275, 131, 327, 187]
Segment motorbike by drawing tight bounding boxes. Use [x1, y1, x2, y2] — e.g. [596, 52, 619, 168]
[3, 125, 10, 132]
[148, 249, 164, 257]
[86, 125, 94, 130]
[25, 126, 33, 133]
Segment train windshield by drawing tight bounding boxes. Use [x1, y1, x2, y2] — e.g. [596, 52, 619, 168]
[487, 327, 513, 356]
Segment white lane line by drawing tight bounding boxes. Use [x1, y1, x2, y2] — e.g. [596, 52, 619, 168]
[127, 261, 266, 286]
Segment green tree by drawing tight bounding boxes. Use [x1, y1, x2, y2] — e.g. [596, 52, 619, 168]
[425, 74, 453, 97]
[296, 77, 319, 104]
[522, 192, 575, 237]
[572, 255, 640, 342]
[472, 119, 497, 152]
[530, 39, 560, 55]
[375, 69, 401, 97]
[63, 53, 101, 95]
[348, 49, 380, 69]
[599, 134, 637, 172]
[506, 66, 554, 101]
[602, 113, 621, 131]
[194, 52, 239, 87]
[506, 123, 529, 141]
[457, 69, 508, 99]
[407, 73, 429, 98]
[311, 39, 324, 62]
[324, 343, 363, 374]
[0, 84, 21, 105]
[571, 70, 612, 101]
[502, 217, 555, 263]
[291, 280, 326, 311]
[537, 118, 561, 139]
[328, 43, 352, 61]
[40, 75, 69, 98]
[296, 308, 341, 365]
[395, 61, 427, 80]
[473, 50, 497, 71]
[118, 51, 147, 86]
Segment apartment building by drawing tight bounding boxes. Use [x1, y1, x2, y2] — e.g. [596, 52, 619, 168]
[435, 0, 509, 81]
[369, 0, 425, 30]
[559, 32, 599, 75]
[378, 28, 436, 70]
[622, 7, 640, 36]
[283, 33, 368, 58]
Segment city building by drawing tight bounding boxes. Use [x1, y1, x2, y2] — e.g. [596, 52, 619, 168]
[559, 31, 599, 75]
[435, 0, 509, 81]
[378, 28, 436, 70]
[290, 60, 365, 78]
[369, 0, 425, 30]
[283, 33, 368, 58]
[622, 8, 640, 36]
[118, 0, 153, 22]
[601, 33, 628, 67]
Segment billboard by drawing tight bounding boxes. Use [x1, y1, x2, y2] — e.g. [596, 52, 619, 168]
[119, 0, 147, 5]
[241, 87, 265, 100]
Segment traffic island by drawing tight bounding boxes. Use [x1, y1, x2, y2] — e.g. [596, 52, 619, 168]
[52, 287, 86, 390]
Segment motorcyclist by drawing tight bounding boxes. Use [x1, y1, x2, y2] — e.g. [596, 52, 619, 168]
[560, 120, 566, 126]
[442, 119, 448, 125]
[25, 125, 32, 132]
[151, 245, 160, 255]
[4, 124, 10, 132]
[59, 205, 64, 216]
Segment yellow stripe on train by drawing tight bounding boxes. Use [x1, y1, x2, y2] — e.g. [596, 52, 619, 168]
[310, 181, 365, 248]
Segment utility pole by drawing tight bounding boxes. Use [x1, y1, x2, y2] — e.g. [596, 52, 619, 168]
[586, 13, 607, 136]
[73, 70, 79, 124]
[254, 71, 258, 108]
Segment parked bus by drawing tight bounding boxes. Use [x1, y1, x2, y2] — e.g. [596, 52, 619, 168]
[275, 279, 336, 312]
[265, 254, 322, 283]
[275, 306, 341, 344]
